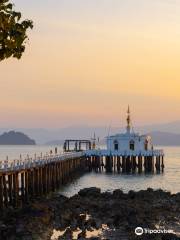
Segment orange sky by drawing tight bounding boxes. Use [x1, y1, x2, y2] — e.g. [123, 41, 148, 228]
[1, 0, 180, 128]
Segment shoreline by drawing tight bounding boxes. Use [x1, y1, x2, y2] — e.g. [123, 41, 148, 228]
[0, 188, 179, 240]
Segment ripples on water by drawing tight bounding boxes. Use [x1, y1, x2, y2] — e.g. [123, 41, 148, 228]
[0, 145, 179, 195]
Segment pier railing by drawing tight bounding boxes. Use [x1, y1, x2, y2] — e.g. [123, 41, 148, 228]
[85, 149, 164, 157]
[0, 152, 84, 172]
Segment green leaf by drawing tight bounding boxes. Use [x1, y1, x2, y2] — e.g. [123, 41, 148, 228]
[0, 0, 33, 61]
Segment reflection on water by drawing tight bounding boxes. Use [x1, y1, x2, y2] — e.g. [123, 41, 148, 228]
[0, 145, 179, 194]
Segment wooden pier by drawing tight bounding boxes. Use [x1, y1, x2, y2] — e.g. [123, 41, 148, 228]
[0, 148, 164, 209]
[0, 152, 86, 209]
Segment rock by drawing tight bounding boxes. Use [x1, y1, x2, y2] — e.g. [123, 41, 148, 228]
[76, 214, 87, 229]
[86, 218, 99, 229]
[128, 190, 136, 199]
[60, 227, 73, 240]
[101, 191, 112, 199]
[0, 188, 179, 240]
[16, 223, 25, 234]
[78, 187, 101, 197]
[61, 210, 73, 225]
[78, 230, 86, 239]
[174, 192, 180, 203]
[162, 233, 180, 240]
[113, 189, 124, 198]
[89, 237, 101, 240]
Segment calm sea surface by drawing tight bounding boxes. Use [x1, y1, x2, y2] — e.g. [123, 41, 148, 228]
[0, 145, 179, 195]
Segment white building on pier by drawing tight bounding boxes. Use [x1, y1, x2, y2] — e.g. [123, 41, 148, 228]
[107, 106, 153, 153]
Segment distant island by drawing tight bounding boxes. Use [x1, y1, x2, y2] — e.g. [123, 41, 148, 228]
[0, 131, 36, 145]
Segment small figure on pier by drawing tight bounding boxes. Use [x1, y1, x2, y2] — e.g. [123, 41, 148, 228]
[55, 147, 58, 154]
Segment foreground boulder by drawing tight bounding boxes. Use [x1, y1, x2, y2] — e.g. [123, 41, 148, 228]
[0, 188, 179, 239]
[78, 187, 101, 197]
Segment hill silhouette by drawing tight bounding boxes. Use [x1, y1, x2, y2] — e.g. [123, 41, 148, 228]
[0, 131, 36, 145]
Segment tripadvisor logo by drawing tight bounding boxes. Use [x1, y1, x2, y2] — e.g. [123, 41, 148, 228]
[135, 227, 174, 236]
[135, 227, 144, 236]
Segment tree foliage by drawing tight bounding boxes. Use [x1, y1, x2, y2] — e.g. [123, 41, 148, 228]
[0, 0, 33, 61]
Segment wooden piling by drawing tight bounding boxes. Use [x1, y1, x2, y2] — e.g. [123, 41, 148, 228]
[122, 156, 126, 173]
[0, 175, 3, 209]
[126, 156, 131, 173]
[137, 156, 142, 173]
[155, 156, 161, 172]
[117, 156, 121, 173]
[105, 156, 112, 173]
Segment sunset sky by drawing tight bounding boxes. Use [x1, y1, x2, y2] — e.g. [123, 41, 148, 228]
[1, 0, 180, 128]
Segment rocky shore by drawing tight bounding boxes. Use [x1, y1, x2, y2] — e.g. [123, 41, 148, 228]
[0, 188, 179, 240]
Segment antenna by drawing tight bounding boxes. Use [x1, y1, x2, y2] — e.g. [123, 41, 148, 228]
[126, 105, 131, 133]
[131, 126, 135, 134]
[130, 106, 135, 134]
[108, 124, 111, 137]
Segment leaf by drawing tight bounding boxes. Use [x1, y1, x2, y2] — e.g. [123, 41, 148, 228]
[0, 0, 33, 61]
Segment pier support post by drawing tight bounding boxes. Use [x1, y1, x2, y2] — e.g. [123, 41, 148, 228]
[0, 175, 3, 209]
[113, 156, 117, 172]
[105, 156, 112, 173]
[132, 156, 137, 173]
[126, 156, 131, 173]
[3, 175, 8, 208]
[8, 174, 13, 206]
[117, 156, 121, 173]
[20, 172, 25, 203]
[100, 156, 104, 171]
[122, 156, 126, 173]
[97, 156, 101, 172]
[138, 156, 142, 173]
[25, 170, 29, 202]
[161, 156, 164, 172]
[13, 173, 19, 208]
[152, 156, 154, 173]
[155, 156, 161, 172]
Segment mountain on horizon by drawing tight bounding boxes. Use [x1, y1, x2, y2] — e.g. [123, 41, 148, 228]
[148, 131, 180, 146]
[0, 131, 36, 145]
[45, 131, 180, 146]
[1, 120, 180, 145]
